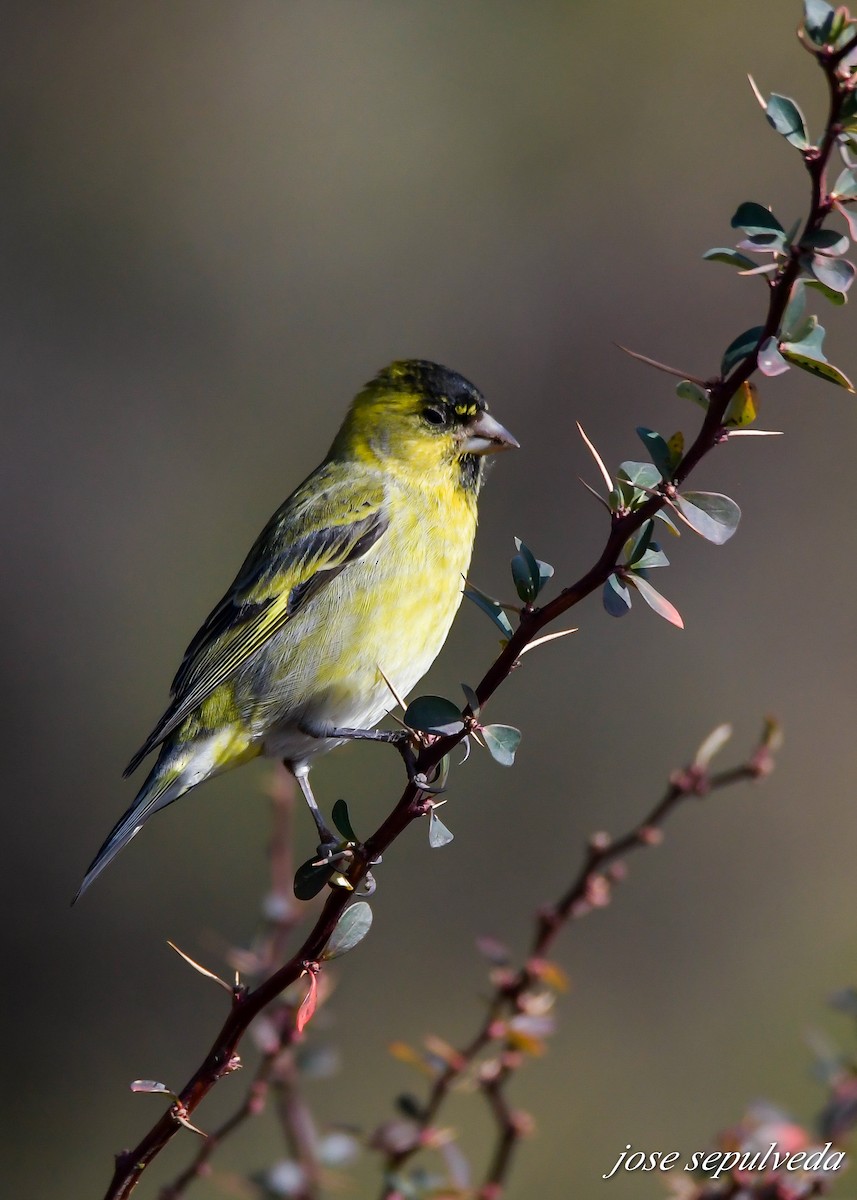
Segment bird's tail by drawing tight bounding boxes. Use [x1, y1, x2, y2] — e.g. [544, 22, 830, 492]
[74, 727, 258, 902]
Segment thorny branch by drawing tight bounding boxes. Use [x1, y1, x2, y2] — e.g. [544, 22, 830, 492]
[158, 771, 320, 1200]
[101, 27, 857, 1200]
[377, 721, 780, 1199]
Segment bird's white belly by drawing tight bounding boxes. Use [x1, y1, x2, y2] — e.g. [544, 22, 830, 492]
[258, 493, 474, 770]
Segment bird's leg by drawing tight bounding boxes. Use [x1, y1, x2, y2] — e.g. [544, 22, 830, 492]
[291, 764, 338, 851]
[299, 720, 446, 793]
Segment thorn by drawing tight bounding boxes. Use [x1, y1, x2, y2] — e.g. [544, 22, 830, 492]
[167, 941, 232, 994]
[377, 664, 407, 712]
[518, 628, 578, 656]
[727, 429, 784, 437]
[173, 1105, 207, 1139]
[577, 476, 612, 511]
[747, 73, 767, 110]
[576, 422, 613, 491]
[614, 343, 706, 385]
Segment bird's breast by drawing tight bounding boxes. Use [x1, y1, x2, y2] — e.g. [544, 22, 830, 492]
[256, 475, 478, 762]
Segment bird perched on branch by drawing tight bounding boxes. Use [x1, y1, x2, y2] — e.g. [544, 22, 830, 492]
[76, 360, 518, 899]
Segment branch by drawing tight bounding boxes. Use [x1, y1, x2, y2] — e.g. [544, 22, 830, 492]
[377, 720, 780, 1198]
[157, 770, 320, 1200]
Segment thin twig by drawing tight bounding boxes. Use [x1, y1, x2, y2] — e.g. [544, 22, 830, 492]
[378, 722, 779, 1198]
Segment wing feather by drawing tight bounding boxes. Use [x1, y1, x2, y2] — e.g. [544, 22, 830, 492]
[124, 468, 388, 775]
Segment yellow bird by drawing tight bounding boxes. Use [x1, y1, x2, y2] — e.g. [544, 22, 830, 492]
[76, 361, 518, 899]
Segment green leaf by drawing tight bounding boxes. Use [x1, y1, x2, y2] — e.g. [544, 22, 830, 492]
[331, 799, 357, 842]
[783, 312, 826, 356]
[721, 326, 765, 375]
[764, 94, 810, 150]
[834, 201, 857, 243]
[804, 229, 850, 255]
[724, 381, 760, 424]
[517, 539, 553, 594]
[633, 545, 670, 569]
[809, 253, 856, 294]
[625, 574, 684, 628]
[702, 247, 758, 270]
[294, 857, 336, 901]
[805, 277, 848, 306]
[655, 509, 681, 536]
[676, 379, 709, 409]
[603, 572, 632, 617]
[730, 203, 785, 235]
[803, 0, 836, 44]
[463, 582, 514, 638]
[757, 336, 790, 377]
[481, 723, 522, 766]
[676, 492, 741, 544]
[461, 682, 481, 717]
[780, 314, 855, 387]
[636, 427, 674, 479]
[323, 902, 373, 960]
[832, 168, 857, 200]
[617, 461, 663, 491]
[428, 810, 454, 848]
[511, 553, 538, 602]
[666, 431, 684, 469]
[511, 538, 551, 602]
[735, 233, 785, 256]
[781, 281, 808, 339]
[404, 695, 465, 736]
[779, 346, 855, 389]
[625, 520, 654, 567]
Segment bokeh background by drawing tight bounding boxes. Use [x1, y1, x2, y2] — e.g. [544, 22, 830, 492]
[4, 1, 857, 1196]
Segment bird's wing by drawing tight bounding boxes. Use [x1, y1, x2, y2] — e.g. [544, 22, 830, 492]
[124, 469, 388, 775]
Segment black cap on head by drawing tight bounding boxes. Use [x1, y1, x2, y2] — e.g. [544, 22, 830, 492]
[374, 360, 487, 417]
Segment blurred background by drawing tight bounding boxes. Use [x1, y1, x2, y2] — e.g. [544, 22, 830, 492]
[4, 1, 857, 1196]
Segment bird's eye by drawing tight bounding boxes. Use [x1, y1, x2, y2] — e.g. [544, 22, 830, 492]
[423, 406, 447, 427]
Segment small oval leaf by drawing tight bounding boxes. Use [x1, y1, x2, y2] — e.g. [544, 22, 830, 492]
[757, 337, 791, 378]
[463, 583, 514, 638]
[676, 379, 709, 409]
[702, 247, 758, 270]
[603, 572, 632, 617]
[625, 574, 684, 628]
[404, 695, 465, 736]
[730, 202, 785, 234]
[331, 799, 357, 842]
[676, 492, 742, 544]
[481, 724, 522, 767]
[779, 347, 854, 389]
[721, 326, 765, 376]
[428, 810, 455, 848]
[636, 427, 674, 479]
[294, 858, 336, 902]
[130, 1080, 174, 1097]
[809, 254, 856, 294]
[765, 94, 810, 150]
[323, 901, 373, 960]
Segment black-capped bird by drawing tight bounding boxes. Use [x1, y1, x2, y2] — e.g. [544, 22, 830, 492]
[77, 361, 518, 899]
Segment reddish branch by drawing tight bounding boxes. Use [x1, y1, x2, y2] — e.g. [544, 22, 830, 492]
[101, 31, 856, 1200]
[378, 722, 780, 1198]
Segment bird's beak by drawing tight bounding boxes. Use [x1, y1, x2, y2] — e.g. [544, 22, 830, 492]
[460, 411, 520, 456]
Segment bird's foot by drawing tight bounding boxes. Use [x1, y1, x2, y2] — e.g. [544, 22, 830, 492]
[299, 720, 430, 785]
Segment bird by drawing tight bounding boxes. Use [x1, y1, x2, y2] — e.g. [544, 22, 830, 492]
[75, 360, 518, 900]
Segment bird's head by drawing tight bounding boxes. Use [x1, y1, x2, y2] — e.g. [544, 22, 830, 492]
[328, 360, 519, 492]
